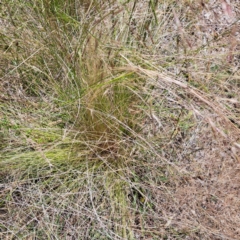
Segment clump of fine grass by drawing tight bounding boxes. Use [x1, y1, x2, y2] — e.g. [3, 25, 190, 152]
[1, 0, 240, 239]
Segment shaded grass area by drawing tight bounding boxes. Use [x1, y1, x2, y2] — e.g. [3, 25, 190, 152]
[1, 0, 240, 239]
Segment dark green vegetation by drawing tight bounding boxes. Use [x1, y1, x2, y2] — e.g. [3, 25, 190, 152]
[0, 1, 239, 239]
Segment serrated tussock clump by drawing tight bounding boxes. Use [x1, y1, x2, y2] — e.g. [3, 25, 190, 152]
[0, 0, 240, 239]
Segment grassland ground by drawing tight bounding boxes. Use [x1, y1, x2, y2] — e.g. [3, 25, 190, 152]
[0, 0, 240, 239]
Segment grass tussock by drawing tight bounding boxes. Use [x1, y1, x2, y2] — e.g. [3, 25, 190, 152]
[0, 0, 240, 239]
